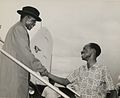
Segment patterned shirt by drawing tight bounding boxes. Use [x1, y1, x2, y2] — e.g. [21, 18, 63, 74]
[67, 63, 114, 98]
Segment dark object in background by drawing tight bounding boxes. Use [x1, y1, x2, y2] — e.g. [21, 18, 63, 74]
[29, 81, 76, 98]
[118, 87, 120, 96]
[29, 81, 45, 98]
[106, 90, 118, 98]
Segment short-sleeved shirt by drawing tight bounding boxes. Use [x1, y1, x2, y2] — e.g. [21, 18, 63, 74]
[42, 86, 61, 98]
[67, 63, 114, 98]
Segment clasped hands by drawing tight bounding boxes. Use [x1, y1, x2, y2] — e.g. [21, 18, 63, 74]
[39, 65, 49, 77]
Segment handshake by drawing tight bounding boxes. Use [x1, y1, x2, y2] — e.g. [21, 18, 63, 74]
[38, 65, 49, 77]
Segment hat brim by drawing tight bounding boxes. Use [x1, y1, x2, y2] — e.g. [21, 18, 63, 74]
[17, 10, 42, 22]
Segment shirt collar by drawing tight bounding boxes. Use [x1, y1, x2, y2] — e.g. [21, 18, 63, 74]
[84, 62, 99, 70]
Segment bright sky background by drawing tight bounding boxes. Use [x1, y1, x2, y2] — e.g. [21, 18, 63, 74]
[0, 0, 120, 85]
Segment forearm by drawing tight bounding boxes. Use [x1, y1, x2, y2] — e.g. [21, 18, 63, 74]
[47, 73, 70, 86]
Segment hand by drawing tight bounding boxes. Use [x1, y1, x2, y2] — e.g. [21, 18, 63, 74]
[40, 69, 49, 77]
[39, 65, 46, 73]
[39, 66, 48, 76]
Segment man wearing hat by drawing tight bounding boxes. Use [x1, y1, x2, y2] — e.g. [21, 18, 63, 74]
[0, 6, 48, 98]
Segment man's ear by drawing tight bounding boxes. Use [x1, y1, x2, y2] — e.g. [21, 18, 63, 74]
[91, 49, 96, 56]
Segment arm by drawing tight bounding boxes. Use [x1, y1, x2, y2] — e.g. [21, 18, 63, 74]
[42, 66, 81, 86]
[102, 66, 115, 97]
[13, 26, 46, 72]
[47, 72, 70, 86]
[103, 66, 114, 91]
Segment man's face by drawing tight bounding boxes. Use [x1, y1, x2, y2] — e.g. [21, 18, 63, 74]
[81, 44, 93, 61]
[25, 16, 36, 30]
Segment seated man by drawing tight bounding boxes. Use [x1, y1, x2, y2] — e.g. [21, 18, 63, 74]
[42, 43, 115, 98]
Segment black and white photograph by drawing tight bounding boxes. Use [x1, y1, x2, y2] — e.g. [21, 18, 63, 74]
[0, 0, 120, 98]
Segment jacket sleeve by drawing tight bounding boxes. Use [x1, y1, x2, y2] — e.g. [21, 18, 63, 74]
[13, 26, 45, 72]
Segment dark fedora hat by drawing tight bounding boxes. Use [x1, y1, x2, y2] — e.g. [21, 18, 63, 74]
[17, 6, 42, 21]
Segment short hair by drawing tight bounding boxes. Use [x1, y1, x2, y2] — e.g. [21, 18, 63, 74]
[89, 43, 101, 57]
